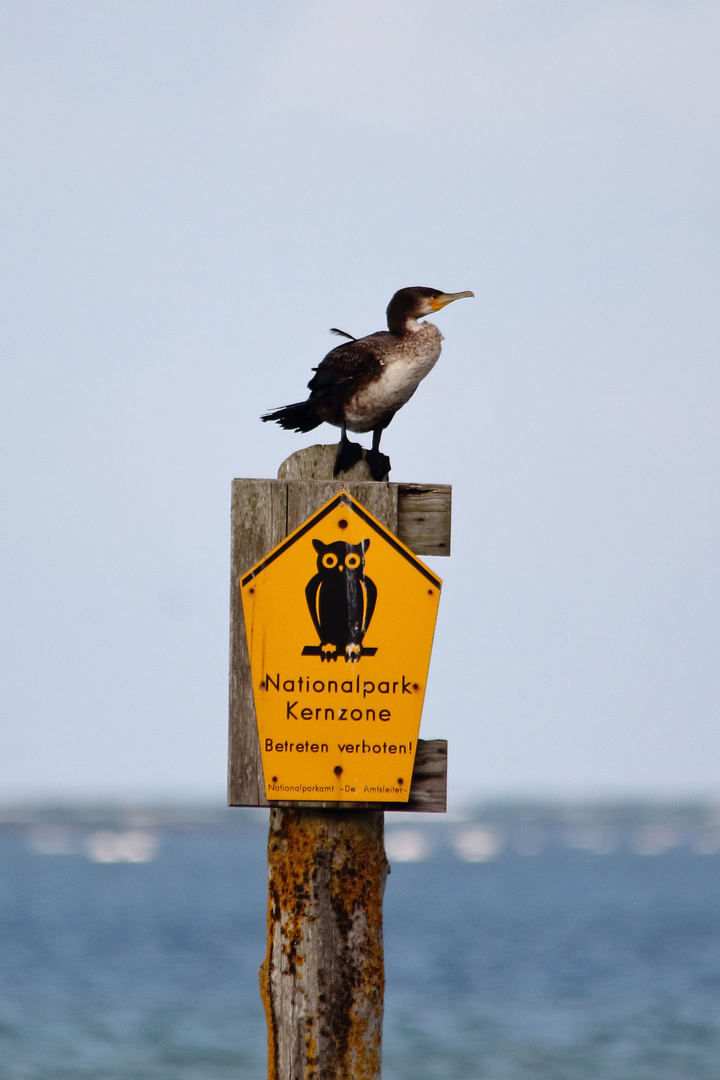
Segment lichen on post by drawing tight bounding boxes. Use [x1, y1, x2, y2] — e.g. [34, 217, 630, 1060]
[260, 807, 388, 1080]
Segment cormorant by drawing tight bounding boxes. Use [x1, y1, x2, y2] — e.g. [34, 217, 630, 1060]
[261, 286, 474, 481]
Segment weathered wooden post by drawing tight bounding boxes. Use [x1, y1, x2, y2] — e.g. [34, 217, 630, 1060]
[229, 445, 450, 1080]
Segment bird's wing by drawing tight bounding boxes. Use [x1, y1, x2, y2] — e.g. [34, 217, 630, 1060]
[308, 334, 390, 392]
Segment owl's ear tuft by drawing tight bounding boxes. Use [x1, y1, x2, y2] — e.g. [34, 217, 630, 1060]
[312, 539, 324, 553]
[361, 539, 370, 553]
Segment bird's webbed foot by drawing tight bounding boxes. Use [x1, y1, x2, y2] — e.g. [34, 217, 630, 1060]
[365, 448, 391, 481]
[334, 436, 364, 476]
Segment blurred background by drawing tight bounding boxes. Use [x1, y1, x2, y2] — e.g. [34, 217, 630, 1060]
[1, 2, 719, 1077]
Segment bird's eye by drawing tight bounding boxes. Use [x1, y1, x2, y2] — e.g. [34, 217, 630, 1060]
[345, 553, 361, 569]
[322, 553, 338, 569]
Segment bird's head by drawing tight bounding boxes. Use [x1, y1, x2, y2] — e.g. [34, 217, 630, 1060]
[386, 287, 474, 334]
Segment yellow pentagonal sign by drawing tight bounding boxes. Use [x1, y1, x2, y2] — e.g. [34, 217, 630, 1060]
[241, 492, 441, 802]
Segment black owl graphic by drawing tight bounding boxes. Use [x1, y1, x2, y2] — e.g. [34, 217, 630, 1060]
[302, 539, 377, 662]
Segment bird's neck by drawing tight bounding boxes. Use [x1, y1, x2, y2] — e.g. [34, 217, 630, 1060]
[387, 313, 424, 335]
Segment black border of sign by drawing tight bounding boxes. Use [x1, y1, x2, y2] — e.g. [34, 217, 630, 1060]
[240, 492, 442, 589]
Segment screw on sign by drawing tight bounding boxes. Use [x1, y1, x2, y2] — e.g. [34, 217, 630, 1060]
[241, 491, 441, 803]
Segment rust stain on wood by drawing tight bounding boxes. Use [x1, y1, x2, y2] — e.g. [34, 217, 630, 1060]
[263, 808, 387, 1080]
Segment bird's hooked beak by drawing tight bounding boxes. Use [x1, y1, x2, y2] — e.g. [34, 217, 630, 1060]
[429, 290, 474, 311]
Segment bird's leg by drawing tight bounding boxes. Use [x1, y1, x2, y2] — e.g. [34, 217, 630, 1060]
[334, 422, 364, 476]
[366, 427, 391, 481]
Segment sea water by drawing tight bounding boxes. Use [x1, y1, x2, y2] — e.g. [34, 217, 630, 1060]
[1, 805, 719, 1079]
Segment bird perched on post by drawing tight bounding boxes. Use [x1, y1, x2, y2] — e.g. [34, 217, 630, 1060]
[261, 286, 474, 481]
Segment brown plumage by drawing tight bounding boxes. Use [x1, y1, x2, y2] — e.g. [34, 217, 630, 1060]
[261, 286, 473, 480]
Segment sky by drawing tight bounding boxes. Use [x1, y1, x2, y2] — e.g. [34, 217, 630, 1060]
[1, 0, 719, 804]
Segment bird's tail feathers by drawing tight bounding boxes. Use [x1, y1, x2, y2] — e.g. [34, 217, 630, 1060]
[261, 401, 322, 433]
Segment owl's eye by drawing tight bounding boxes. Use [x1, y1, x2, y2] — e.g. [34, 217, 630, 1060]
[322, 553, 338, 569]
[345, 553, 361, 570]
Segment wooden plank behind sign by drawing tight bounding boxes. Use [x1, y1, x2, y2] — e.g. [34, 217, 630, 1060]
[228, 445, 450, 811]
[278, 444, 451, 556]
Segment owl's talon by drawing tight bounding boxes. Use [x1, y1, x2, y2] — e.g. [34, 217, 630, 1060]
[345, 643, 362, 662]
[320, 643, 338, 661]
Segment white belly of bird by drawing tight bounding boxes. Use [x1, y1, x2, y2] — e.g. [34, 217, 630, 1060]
[343, 341, 442, 433]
